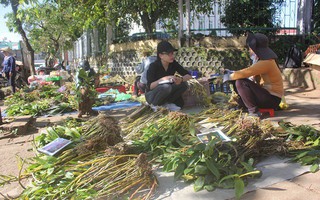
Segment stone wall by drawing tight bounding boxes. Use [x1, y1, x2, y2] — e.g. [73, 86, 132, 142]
[282, 67, 320, 90]
[106, 36, 250, 79]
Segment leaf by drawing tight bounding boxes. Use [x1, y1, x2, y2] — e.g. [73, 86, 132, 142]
[184, 168, 194, 175]
[204, 184, 216, 191]
[189, 121, 197, 136]
[239, 170, 262, 178]
[46, 167, 55, 176]
[65, 171, 74, 179]
[292, 151, 309, 160]
[194, 143, 206, 151]
[205, 158, 220, 179]
[181, 174, 195, 181]
[175, 137, 187, 147]
[163, 159, 175, 172]
[299, 156, 317, 164]
[194, 176, 205, 192]
[219, 174, 237, 185]
[186, 152, 201, 167]
[195, 164, 209, 175]
[234, 177, 245, 200]
[310, 164, 319, 173]
[174, 162, 187, 181]
[240, 161, 254, 172]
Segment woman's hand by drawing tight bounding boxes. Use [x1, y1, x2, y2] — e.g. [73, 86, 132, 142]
[173, 76, 183, 85]
[159, 75, 175, 82]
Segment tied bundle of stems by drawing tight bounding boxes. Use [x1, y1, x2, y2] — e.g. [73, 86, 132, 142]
[133, 112, 198, 162]
[193, 106, 287, 160]
[16, 114, 158, 199]
[121, 105, 169, 140]
[74, 114, 124, 155]
[19, 153, 157, 199]
[186, 78, 212, 106]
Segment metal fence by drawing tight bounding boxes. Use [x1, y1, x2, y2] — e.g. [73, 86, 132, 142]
[127, 0, 298, 39]
[74, 0, 301, 59]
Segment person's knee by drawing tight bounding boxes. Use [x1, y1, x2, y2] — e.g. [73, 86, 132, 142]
[159, 84, 173, 94]
[235, 79, 246, 88]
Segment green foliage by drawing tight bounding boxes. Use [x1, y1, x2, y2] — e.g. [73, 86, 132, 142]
[18, 2, 83, 57]
[221, 0, 284, 36]
[314, 0, 320, 34]
[4, 85, 77, 116]
[279, 121, 320, 173]
[35, 125, 82, 148]
[207, 48, 250, 71]
[164, 140, 260, 198]
[131, 111, 264, 198]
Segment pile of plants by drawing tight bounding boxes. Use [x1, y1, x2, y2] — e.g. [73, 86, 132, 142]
[120, 104, 320, 199]
[1, 103, 320, 199]
[4, 84, 77, 117]
[0, 114, 157, 199]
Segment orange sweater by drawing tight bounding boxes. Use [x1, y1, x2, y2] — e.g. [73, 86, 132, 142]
[230, 60, 284, 98]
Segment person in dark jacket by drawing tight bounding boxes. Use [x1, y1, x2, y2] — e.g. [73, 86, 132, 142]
[145, 41, 192, 111]
[1, 47, 16, 93]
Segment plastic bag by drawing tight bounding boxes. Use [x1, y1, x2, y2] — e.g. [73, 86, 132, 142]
[115, 93, 132, 102]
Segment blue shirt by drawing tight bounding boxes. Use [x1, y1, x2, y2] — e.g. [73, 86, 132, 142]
[2, 56, 16, 74]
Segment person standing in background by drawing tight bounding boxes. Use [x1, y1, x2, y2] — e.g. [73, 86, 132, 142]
[1, 47, 16, 93]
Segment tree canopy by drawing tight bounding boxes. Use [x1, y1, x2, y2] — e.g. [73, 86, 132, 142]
[221, 0, 284, 36]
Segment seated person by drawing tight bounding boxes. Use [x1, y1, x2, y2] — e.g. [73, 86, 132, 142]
[133, 51, 157, 97]
[145, 41, 192, 111]
[225, 32, 284, 117]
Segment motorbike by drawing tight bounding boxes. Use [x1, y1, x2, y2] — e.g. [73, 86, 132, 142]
[0, 70, 28, 90]
[15, 71, 28, 89]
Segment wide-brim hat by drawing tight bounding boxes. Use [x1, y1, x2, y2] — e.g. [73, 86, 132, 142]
[0, 47, 13, 54]
[246, 33, 277, 60]
[16, 61, 23, 66]
[157, 41, 177, 54]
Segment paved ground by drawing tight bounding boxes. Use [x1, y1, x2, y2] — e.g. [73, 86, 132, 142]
[0, 84, 319, 199]
[234, 87, 320, 200]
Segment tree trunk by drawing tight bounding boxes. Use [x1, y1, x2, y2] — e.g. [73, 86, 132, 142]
[10, 0, 36, 75]
[178, 0, 183, 47]
[186, 0, 191, 47]
[297, 0, 313, 35]
[140, 12, 153, 35]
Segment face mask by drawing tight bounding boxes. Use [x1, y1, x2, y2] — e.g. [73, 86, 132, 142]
[250, 53, 258, 64]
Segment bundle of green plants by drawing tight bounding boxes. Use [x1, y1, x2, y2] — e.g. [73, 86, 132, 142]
[187, 78, 212, 106]
[120, 105, 169, 140]
[129, 105, 290, 199]
[278, 121, 320, 172]
[4, 84, 77, 116]
[0, 114, 157, 199]
[132, 112, 198, 158]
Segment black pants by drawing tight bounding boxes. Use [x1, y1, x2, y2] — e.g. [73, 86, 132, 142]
[5, 73, 16, 93]
[133, 76, 146, 96]
[232, 79, 281, 114]
[145, 82, 188, 108]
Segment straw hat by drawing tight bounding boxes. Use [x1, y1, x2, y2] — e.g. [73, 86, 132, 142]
[16, 61, 23, 66]
[0, 47, 13, 54]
